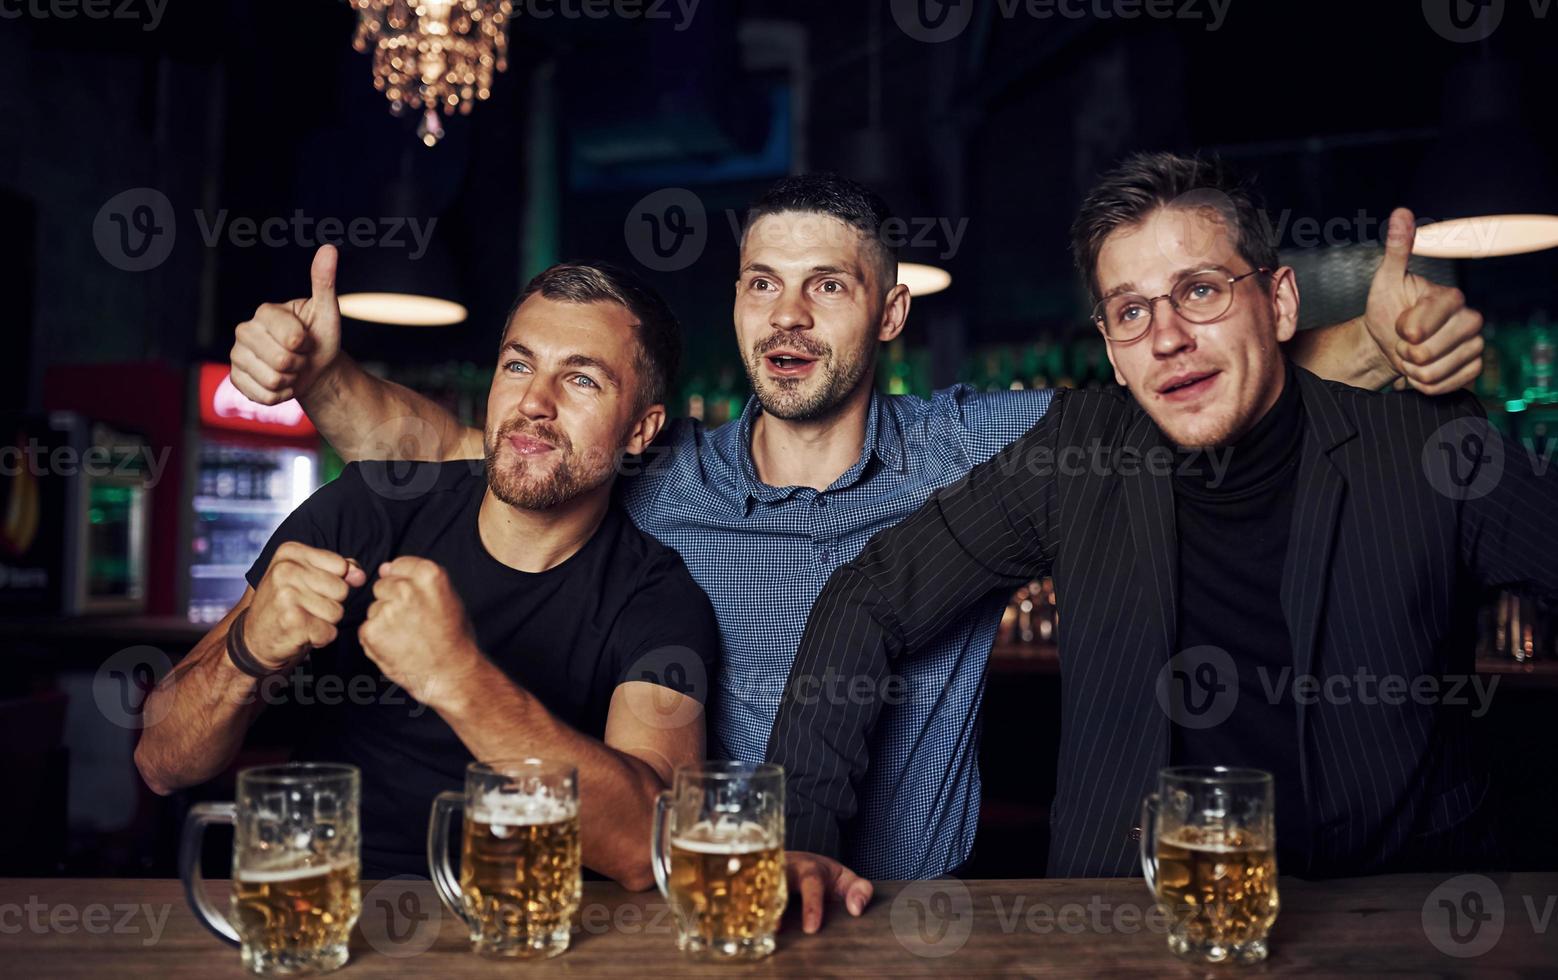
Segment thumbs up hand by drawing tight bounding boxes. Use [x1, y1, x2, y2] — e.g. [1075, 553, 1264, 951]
[1363, 209, 1485, 395]
[230, 245, 344, 405]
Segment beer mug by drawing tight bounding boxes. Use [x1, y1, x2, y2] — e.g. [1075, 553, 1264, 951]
[180, 763, 361, 976]
[428, 759, 582, 958]
[1141, 766, 1280, 965]
[652, 762, 786, 961]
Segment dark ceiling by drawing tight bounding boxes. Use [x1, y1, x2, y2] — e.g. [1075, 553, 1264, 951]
[6, 0, 1555, 397]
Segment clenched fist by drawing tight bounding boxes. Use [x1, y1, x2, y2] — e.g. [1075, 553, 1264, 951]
[358, 556, 483, 711]
[246, 542, 367, 671]
[230, 245, 343, 405]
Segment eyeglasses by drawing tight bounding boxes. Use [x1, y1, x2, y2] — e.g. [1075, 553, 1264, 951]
[1091, 268, 1271, 343]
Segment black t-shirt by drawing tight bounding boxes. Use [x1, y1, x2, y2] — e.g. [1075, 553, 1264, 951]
[244, 460, 720, 878]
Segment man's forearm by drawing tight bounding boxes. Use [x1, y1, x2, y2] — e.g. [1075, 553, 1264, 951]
[134, 615, 266, 796]
[435, 658, 669, 891]
[303, 356, 481, 463]
[1286, 317, 1397, 390]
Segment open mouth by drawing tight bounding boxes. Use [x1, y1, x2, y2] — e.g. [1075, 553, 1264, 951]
[1158, 371, 1220, 401]
[765, 353, 818, 376]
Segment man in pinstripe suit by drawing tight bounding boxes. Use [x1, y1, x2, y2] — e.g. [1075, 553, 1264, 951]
[769, 153, 1558, 881]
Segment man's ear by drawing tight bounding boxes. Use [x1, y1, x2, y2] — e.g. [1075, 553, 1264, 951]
[878, 283, 911, 343]
[1271, 266, 1300, 344]
[626, 403, 667, 455]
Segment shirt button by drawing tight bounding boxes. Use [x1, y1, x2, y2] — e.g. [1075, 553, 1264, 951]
[1129, 826, 1142, 842]
[814, 495, 826, 507]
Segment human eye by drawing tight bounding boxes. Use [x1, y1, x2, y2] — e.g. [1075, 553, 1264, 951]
[571, 374, 600, 390]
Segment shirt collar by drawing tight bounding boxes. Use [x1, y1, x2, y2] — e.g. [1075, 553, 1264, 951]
[734, 389, 907, 511]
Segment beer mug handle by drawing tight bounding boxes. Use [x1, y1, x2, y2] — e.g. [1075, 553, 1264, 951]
[1140, 793, 1160, 899]
[650, 790, 673, 899]
[427, 790, 477, 931]
[179, 802, 240, 946]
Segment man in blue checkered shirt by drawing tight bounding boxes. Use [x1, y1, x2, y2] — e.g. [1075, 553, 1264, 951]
[228, 173, 1482, 927]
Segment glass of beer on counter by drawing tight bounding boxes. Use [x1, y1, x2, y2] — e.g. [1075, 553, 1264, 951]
[652, 761, 786, 961]
[427, 758, 582, 958]
[1141, 766, 1280, 965]
[179, 762, 361, 976]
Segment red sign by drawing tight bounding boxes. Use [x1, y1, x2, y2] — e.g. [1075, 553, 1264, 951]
[197, 364, 317, 437]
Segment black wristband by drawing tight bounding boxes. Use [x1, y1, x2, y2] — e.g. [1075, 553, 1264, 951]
[226, 608, 285, 679]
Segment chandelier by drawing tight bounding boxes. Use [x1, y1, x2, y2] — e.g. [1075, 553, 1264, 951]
[348, 0, 515, 146]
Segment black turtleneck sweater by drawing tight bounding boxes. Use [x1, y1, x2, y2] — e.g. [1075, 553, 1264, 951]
[1171, 361, 1309, 872]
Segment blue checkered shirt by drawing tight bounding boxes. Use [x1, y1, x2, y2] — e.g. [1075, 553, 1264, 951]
[619, 385, 1054, 879]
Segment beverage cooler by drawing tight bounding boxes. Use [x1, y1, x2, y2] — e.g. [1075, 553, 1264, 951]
[183, 364, 320, 624]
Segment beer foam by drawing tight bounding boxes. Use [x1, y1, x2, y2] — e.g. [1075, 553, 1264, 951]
[1160, 832, 1268, 855]
[670, 836, 777, 855]
[236, 861, 354, 884]
[469, 786, 577, 827]
[671, 820, 777, 853]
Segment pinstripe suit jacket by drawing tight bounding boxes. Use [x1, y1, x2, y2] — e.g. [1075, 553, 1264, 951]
[767, 366, 1558, 878]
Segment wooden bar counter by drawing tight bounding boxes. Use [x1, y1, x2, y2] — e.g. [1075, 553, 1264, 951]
[1, 873, 1553, 976]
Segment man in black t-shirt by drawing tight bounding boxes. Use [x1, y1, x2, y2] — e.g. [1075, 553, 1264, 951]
[136, 257, 719, 888]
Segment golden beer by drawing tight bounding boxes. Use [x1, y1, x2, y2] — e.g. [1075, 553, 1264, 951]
[666, 835, 786, 950]
[457, 807, 581, 956]
[229, 862, 360, 973]
[1156, 826, 1279, 960]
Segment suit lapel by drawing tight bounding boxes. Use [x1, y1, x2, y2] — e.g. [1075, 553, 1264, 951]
[1280, 368, 1357, 870]
[1121, 410, 1179, 666]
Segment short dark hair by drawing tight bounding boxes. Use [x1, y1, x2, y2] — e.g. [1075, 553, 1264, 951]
[744, 173, 899, 295]
[507, 262, 681, 411]
[1070, 152, 1277, 301]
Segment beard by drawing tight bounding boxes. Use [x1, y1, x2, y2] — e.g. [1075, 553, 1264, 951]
[483, 417, 618, 511]
[744, 332, 875, 422]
